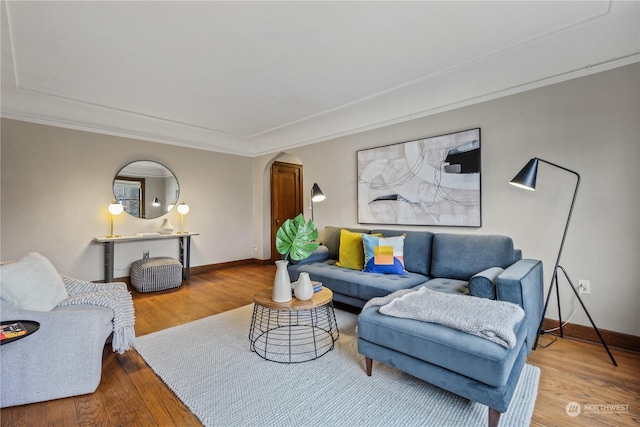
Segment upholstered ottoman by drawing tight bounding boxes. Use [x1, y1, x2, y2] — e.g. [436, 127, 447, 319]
[130, 257, 182, 292]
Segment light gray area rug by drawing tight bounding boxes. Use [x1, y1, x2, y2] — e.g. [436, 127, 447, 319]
[135, 304, 539, 427]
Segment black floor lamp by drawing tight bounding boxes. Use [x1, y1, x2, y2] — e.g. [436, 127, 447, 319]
[510, 158, 617, 366]
[310, 183, 325, 222]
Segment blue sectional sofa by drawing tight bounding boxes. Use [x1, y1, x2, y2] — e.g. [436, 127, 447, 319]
[288, 226, 544, 427]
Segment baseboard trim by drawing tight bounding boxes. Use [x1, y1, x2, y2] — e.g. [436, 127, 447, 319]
[111, 258, 270, 283]
[252, 258, 275, 266]
[188, 258, 268, 275]
[542, 318, 640, 354]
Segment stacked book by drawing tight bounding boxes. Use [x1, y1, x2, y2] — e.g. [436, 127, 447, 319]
[312, 281, 323, 293]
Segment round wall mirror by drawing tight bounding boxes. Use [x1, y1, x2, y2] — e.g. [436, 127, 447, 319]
[113, 161, 179, 219]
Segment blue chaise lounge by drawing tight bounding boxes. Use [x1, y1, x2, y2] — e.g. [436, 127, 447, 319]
[288, 227, 543, 427]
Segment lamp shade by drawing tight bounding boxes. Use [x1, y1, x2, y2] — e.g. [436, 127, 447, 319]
[510, 158, 539, 191]
[108, 201, 124, 215]
[311, 183, 326, 202]
[177, 203, 190, 214]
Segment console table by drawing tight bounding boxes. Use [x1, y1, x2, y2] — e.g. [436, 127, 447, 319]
[93, 233, 198, 282]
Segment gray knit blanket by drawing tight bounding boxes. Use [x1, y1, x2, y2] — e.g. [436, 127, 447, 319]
[57, 276, 136, 354]
[363, 286, 524, 349]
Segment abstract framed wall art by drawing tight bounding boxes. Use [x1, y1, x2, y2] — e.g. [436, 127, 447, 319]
[357, 128, 481, 227]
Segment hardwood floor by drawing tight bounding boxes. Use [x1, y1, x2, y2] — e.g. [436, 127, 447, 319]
[1, 264, 638, 426]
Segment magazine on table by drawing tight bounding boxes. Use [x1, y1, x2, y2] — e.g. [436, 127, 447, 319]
[1, 322, 27, 340]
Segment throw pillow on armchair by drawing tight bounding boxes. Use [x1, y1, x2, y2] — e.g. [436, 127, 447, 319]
[0, 252, 68, 311]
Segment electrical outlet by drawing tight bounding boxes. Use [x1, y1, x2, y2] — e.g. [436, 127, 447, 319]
[578, 279, 591, 295]
[143, 251, 150, 259]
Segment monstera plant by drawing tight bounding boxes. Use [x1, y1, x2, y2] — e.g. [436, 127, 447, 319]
[275, 214, 320, 262]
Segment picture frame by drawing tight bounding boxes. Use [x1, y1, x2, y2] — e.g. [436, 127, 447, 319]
[357, 128, 481, 227]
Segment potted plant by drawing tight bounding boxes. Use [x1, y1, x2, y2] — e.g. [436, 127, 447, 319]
[272, 214, 320, 302]
[275, 213, 320, 262]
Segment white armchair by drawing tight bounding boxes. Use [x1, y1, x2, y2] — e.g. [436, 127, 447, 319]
[0, 253, 135, 407]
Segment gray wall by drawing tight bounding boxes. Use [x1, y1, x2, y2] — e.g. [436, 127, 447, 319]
[254, 63, 640, 336]
[2, 63, 638, 336]
[1, 121, 254, 279]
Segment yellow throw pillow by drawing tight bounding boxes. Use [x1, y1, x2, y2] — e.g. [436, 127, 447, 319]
[336, 229, 365, 270]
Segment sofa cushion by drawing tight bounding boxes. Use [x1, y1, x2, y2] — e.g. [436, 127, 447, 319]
[423, 278, 469, 294]
[358, 306, 526, 387]
[363, 234, 407, 275]
[371, 230, 433, 276]
[288, 261, 428, 303]
[469, 267, 504, 299]
[430, 234, 515, 280]
[0, 252, 68, 311]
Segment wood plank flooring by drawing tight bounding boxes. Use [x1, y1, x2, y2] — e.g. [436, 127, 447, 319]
[1, 264, 638, 426]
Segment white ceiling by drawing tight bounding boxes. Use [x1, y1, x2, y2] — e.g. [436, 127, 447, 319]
[2, 1, 638, 157]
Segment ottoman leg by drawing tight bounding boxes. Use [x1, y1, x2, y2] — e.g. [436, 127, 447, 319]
[365, 357, 373, 376]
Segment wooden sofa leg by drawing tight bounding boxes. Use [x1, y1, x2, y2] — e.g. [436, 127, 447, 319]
[365, 357, 372, 376]
[488, 407, 501, 427]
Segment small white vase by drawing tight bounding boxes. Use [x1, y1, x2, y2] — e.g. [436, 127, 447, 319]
[272, 260, 292, 302]
[294, 272, 314, 301]
[158, 218, 174, 234]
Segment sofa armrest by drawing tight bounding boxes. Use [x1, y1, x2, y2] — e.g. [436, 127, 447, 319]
[496, 259, 544, 352]
[1, 301, 114, 407]
[291, 245, 330, 265]
[469, 267, 504, 299]
[62, 275, 127, 296]
[1, 300, 113, 330]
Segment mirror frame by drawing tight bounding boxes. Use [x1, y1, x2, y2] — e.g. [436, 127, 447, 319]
[113, 160, 179, 219]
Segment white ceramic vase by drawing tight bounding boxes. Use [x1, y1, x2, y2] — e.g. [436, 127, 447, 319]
[272, 260, 292, 302]
[159, 218, 174, 234]
[294, 272, 314, 301]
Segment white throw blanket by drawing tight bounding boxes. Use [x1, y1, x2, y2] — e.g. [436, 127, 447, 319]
[57, 276, 136, 354]
[363, 286, 524, 349]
